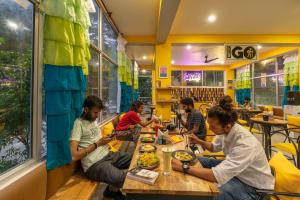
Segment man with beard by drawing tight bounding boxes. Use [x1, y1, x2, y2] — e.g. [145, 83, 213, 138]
[70, 95, 131, 200]
[177, 97, 206, 140]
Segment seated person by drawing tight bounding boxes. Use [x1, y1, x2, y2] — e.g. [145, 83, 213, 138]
[171, 100, 274, 200]
[243, 96, 251, 108]
[70, 95, 131, 200]
[116, 101, 157, 131]
[177, 98, 206, 140]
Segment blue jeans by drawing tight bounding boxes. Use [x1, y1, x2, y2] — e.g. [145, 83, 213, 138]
[198, 157, 261, 200]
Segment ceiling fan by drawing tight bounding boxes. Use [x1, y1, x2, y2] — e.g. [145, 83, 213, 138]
[204, 55, 219, 63]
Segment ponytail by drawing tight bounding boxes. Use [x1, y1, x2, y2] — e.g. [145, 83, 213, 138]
[208, 95, 237, 127]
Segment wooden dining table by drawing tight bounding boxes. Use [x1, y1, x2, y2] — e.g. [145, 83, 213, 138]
[250, 117, 288, 159]
[123, 134, 219, 200]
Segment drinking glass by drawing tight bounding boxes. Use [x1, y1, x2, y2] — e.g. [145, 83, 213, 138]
[162, 147, 173, 176]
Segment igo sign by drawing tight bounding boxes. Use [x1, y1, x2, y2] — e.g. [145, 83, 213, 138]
[225, 45, 258, 60]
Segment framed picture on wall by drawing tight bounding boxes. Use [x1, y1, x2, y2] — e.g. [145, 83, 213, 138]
[159, 66, 168, 78]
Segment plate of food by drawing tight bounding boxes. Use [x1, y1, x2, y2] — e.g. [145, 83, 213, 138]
[137, 153, 160, 170]
[139, 144, 157, 153]
[140, 136, 155, 143]
[172, 150, 197, 163]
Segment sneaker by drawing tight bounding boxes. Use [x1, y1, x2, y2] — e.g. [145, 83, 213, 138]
[103, 186, 125, 200]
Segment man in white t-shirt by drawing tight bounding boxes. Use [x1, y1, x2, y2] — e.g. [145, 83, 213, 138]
[70, 96, 131, 200]
[172, 101, 274, 200]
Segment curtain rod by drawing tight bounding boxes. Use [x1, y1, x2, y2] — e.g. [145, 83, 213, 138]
[96, 0, 121, 35]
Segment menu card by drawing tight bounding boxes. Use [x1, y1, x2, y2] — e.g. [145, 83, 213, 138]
[127, 168, 159, 185]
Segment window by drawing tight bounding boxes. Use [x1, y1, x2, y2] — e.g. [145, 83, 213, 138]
[87, 3, 120, 121]
[171, 70, 225, 87]
[253, 58, 276, 77]
[101, 58, 118, 120]
[203, 71, 224, 86]
[0, 0, 34, 174]
[183, 71, 203, 86]
[87, 50, 99, 96]
[102, 15, 117, 62]
[253, 76, 277, 106]
[251, 55, 292, 106]
[89, 0, 100, 47]
[171, 70, 182, 86]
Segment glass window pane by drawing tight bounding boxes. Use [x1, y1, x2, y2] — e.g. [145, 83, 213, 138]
[89, 0, 99, 47]
[253, 58, 276, 77]
[215, 71, 224, 86]
[278, 74, 284, 106]
[138, 77, 152, 98]
[277, 56, 284, 74]
[87, 50, 99, 96]
[253, 77, 276, 105]
[0, 0, 33, 174]
[102, 15, 117, 62]
[204, 71, 214, 86]
[183, 71, 203, 86]
[171, 71, 182, 86]
[102, 58, 118, 120]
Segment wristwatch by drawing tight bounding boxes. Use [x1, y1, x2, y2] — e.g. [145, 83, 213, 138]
[182, 163, 190, 173]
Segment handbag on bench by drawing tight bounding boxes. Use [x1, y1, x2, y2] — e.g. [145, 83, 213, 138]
[113, 127, 141, 142]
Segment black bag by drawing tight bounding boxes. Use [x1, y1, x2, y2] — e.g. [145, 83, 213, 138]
[114, 127, 141, 141]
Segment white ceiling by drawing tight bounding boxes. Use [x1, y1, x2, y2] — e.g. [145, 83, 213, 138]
[103, 0, 300, 36]
[126, 45, 155, 66]
[171, 0, 300, 34]
[102, 0, 300, 67]
[171, 45, 278, 66]
[102, 0, 159, 35]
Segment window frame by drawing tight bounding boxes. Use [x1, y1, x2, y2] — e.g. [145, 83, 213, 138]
[243, 50, 298, 107]
[170, 70, 226, 88]
[88, 1, 119, 123]
[0, 0, 44, 184]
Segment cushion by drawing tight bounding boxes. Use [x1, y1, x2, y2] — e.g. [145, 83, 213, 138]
[269, 152, 300, 200]
[102, 122, 114, 137]
[272, 143, 298, 156]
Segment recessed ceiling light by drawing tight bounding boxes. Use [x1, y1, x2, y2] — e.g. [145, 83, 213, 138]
[142, 69, 146, 73]
[257, 45, 262, 49]
[171, 60, 175, 65]
[208, 15, 216, 23]
[186, 45, 191, 50]
[143, 56, 147, 60]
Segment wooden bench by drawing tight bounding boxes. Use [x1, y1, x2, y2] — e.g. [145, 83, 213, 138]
[48, 167, 98, 200]
[47, 115, 124, 200]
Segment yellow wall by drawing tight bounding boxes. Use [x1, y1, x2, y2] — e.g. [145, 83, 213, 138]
[154, 43, 172, 119]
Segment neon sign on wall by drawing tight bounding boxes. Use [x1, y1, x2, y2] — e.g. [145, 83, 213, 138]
[183, 71, 202, 82]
